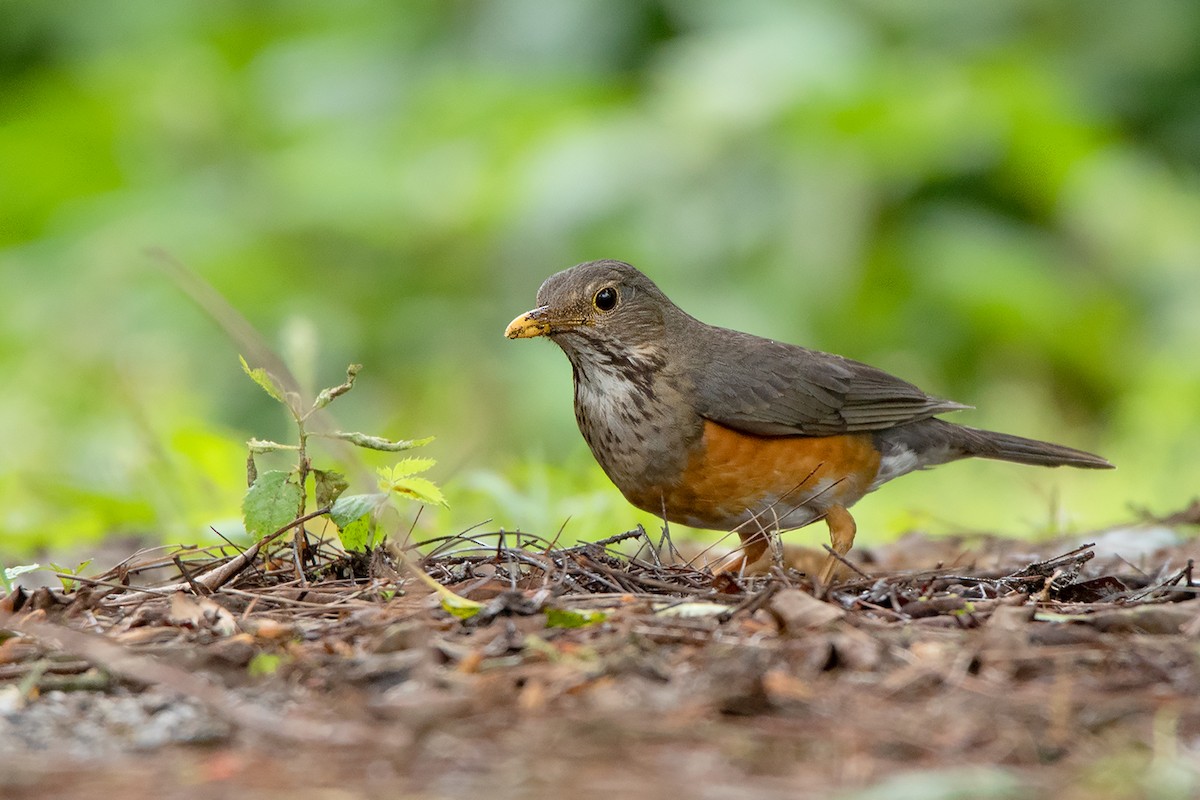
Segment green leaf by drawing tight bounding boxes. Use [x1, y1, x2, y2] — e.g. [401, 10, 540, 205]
[48, 559, 93, 592]
[313, 469, 349, 510]
[242, 470, 303, 538]
[330, 493, 384, 552]
[320, 431, 434, 451]
[376, 460, 447, 507]
[950, 602, 977, 616]
[310, 364, 361, 412]
[381, 475, 447, 508]
[48, 559, 92, 575]
[401, 560, 485, 620]
[330, 493, 381, 528]
[239, 355, 287, 404]
[545, 607, 608, 629]
[441, 593, 484, 620]
[338, 516, 372, 552]
[248, 652, 284, 677]
[381, 457, 436, 478]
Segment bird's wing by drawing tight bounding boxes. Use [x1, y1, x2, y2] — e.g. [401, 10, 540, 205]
[688, 326, 968, 436]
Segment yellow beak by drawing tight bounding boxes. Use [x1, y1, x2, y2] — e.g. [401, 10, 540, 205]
[505, 307, 552, 339]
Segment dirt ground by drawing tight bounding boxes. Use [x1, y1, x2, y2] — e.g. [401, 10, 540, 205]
[3, 506, 1200, 800]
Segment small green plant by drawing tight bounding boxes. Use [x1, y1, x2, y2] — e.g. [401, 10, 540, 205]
[239, 358, 445, 567]
[48, 559, 92, 592]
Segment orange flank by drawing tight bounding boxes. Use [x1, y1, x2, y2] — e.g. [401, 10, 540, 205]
[626, 419, 883, 533]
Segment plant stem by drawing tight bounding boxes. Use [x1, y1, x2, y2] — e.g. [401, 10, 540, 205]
[293, 421, 311, 585]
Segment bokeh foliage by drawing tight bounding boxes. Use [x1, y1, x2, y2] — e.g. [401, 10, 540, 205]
[2, 0, 1199, 558]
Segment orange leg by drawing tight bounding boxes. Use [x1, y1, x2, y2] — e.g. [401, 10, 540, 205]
[816, 504, 856, 585]
[712, 528, 771, 576]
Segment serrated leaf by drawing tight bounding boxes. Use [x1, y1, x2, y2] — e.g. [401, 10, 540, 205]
[545, 607, 608, 629]
[242, 470, 303, 538]
[330, 493, 384, 552]
[311, 364, 361, 412]
[321, 431, 434, 451]
[380, 458, 437, 479]
[377, 461, 446, 507]
[239, 355, 287, 404]
[313, 469, 349, 510]
[382, 476, 447, 508]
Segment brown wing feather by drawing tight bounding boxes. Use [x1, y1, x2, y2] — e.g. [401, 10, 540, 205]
[687, 323, 968, 436]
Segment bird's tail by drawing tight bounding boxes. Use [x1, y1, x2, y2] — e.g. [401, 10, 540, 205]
[953, 424, 1114, 469]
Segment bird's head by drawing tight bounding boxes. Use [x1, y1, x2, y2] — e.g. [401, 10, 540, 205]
[505, 260, 677, 365]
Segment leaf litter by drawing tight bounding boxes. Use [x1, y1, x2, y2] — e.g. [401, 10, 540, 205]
[2, 508, 1200, 799]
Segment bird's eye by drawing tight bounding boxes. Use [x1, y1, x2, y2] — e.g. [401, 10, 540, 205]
[594, 287, 618, 312]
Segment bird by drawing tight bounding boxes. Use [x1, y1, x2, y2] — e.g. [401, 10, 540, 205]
[505, 260, 1113, 584]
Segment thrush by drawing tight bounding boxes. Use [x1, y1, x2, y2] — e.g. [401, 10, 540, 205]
[506, 260, 1113, 583]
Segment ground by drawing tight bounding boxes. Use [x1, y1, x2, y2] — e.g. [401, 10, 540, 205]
[3, 505, 1200, 800]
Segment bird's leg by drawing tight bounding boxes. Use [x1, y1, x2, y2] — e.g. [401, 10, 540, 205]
[712, 526, 770, 576]
[816, 504, 856, 585]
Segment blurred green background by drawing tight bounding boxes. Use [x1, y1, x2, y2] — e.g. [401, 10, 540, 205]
[3, 0, 1199, 561]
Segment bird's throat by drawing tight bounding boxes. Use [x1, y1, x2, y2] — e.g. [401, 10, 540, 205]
[566, 343, 694, 493]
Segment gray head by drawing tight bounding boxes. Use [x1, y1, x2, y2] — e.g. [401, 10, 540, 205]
[505, 260, 681, 363]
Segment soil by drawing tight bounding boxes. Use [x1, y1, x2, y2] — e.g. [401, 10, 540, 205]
[3, 505, 1200, 800]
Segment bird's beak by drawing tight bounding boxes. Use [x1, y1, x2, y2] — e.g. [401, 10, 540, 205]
[505, 306, 554, 339]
